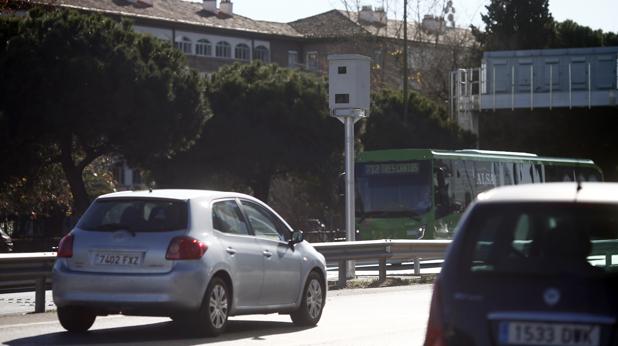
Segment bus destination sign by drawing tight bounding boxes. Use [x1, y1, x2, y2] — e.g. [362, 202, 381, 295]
[365, 163, 420, 175]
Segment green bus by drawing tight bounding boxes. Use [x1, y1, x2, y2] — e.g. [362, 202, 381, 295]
[355, 149, 603, 240]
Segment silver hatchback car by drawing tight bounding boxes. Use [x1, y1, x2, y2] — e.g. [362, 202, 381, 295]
[53, 189, 327, 336]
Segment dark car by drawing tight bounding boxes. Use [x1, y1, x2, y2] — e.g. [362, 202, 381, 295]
[425, 182, 618, 346]
[0, 229, 14, 252]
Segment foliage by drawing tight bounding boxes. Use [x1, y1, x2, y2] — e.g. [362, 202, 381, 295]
[0, 156, 115, 218]
[479, 108, 618, 181]
[361, 89, 476, 150]
[152, 62, 342, 202]
[471, 0, 554, 51]
[471, 0, 618, 53]
[0, 8, 210, 216]
[552, 20, 618, 48]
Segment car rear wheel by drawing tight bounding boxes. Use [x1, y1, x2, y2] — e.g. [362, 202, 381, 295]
[57, 306, 96, 332]
[291, 271, 325, 326]
[194, 277, 229, 337]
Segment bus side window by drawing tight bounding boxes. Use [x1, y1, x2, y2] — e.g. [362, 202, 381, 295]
[434, 167, 451, 218]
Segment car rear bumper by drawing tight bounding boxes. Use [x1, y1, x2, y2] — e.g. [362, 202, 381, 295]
[52, 260, 209, 315]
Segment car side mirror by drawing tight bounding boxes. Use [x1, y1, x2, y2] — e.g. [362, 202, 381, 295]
[289, 230, 304, 248]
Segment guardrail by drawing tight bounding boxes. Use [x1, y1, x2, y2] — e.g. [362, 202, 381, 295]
[313, 239, 451, 288]
[0, 240, 452, 313]
[0, 252, 56, 313]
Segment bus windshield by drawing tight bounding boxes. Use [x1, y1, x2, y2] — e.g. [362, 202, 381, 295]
[356, 160, 432, 217]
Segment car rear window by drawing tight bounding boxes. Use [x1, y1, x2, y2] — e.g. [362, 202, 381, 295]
[464, 203, 618, 276]
[78, 198, 188, 232]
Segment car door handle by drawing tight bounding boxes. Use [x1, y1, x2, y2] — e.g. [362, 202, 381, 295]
[262, 250, 272, 258]
[226, 247, 237, 255]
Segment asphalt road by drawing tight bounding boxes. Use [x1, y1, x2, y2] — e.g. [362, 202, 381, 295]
[0, 284, 433, 346]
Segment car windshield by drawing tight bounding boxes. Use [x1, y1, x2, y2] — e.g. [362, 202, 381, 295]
[78, 198, 188, 232]
[356, 160, 432, 216]
[465, 202, 618, 276]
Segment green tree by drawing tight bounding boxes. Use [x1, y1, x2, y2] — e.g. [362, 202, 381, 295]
[153, 62, 342, 202]
[479, 108, 618, 181]
[0, 9, 210, 216]
[552, 20, 618, 48]
[361, 89, 476, 150]
[471, 0, 554, 51]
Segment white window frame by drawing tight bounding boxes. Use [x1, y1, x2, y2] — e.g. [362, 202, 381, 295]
[195, 39, 212, 56]
[235, 43, 250, 60]
[288, 50, 298, 68]
[254, 45, 270, 62]
[175, 36, 192, 55]
[215, 41, 231, 58]
[306, 51, 319, 71]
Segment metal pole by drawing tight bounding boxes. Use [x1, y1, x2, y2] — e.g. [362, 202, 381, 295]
[569, 63, 572, 110]
[449, 71, 454, 120]
[402, 0, 408, 122]
[344, 116, 356, 278]
[511, 65, 515, 111]
[588, 63, 592, 109]
[530, 65, 534, 111]
[549, 65, 553, 110]
[35, 277, 45, 313]
[493, 65, 496, 111]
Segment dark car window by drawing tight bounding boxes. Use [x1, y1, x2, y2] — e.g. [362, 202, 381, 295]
[78, 198, 188, 232]
[212, 200, 250, 235]
[464, 203, 618, 276]
[240, 201, 288, 242]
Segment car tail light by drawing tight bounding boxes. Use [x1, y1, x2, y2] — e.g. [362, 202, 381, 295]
[57, 234, 74, 258]
[424, 279, 447, 346]
[166, 236, 207, 260]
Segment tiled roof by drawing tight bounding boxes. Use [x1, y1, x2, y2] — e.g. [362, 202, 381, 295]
[42, 1, 473, 44]
[289, 10, 369, 39]
[291, 9, 474, 45]
[55, 0, 303, 37]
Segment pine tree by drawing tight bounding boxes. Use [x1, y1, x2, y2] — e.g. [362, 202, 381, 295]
[472, 0, 554, 51]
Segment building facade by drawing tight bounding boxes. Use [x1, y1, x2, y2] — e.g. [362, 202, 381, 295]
[26, 0, 474, 95]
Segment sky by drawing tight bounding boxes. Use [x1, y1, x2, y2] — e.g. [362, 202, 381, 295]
[226, 0, 618, 33]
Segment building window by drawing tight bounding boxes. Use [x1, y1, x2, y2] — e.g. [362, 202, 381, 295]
[254, 45, 270, 62]
[216, 41, 231, 58]
[195, 39, 212, 56]
[288, 50, 298, 68]
[174, 37, 192, 54]
[306, 51, 319, 71]
[235, 43, 250, 60]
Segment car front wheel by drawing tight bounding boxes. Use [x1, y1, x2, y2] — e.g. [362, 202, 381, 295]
[291, 271, 325, 326]
[57, 306, 96, 332]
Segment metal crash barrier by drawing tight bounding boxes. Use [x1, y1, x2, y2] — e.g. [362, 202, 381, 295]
[313, 240, 451, 288]
[0, 252, 56, 313]
[0, 240, 453, 312]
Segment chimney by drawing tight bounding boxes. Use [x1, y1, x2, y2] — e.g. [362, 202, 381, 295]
[220, 0, 233, 15]
[422, 15, 445, 34]
[202, 0, 216, 13]
[374, 6, 387, 26]
[359, 5, 375, 24]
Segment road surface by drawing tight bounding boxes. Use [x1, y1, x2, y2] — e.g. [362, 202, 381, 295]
[0, 284, 433, 346]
